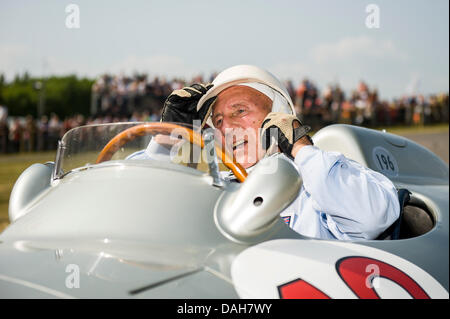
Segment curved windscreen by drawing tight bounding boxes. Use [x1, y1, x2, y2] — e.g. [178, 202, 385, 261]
[54, 122, 223, 179]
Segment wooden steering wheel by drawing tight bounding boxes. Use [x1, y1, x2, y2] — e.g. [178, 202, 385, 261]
[96, 122, 248, 182]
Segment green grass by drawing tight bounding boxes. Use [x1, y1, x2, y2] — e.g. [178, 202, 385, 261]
[309, 123, 449, 136]
[375, 123, 449, 135]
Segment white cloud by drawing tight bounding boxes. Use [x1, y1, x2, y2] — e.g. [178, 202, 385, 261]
[0, 44, 87, 80]
[268, 35, 412, 98]
[310, 36, 408, 64]
[0, 48, 200, 81]
[0, 44, 30, 79]
[0, 44, 27, 61]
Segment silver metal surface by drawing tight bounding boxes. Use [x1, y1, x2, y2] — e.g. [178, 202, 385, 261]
[9, 162, 54, 223]
[214, 156, 302, 244]
[1, 123, 448, 298]
[313, 124, 449, 185]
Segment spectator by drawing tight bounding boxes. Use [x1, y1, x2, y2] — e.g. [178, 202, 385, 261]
[37, 115, 49, 151]
[0, 105, 8, 153]
[9, 118, 23, 153]
[1, 72, 448, 155]
[48, 113, 61, 150]
[23, 115, 36, 152]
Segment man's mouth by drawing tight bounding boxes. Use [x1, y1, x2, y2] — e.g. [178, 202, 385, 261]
[232, 140, 247, 151]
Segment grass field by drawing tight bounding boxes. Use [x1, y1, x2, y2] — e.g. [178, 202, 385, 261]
[375, 123, 450, 135]
[0, 124, 448, 234]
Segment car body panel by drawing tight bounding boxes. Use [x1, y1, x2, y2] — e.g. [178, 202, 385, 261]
[0, 123, 448, 298]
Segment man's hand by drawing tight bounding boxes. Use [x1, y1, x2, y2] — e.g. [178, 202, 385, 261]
[261, 112, 312, 159]
[161, 83, 216, 127]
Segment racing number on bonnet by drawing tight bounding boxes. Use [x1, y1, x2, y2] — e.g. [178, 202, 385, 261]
[278, 256, 430, 299]
[232, 240, 448, 299]
[336, 257, 429, 299]
[278, 279, 330, 299]
[372, 146, 398, 177]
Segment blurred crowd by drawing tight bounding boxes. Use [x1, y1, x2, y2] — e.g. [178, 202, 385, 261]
[0, 73, 448, 154]
[289, 79, 449, 131]
[90, 73, 210, 117]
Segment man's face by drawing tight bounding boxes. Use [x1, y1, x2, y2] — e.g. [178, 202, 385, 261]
[211, 86, 272, 168]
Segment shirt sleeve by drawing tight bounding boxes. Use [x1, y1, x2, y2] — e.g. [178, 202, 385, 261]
[294, 145, 400, 240]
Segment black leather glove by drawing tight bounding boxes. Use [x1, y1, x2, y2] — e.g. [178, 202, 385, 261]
[161, 83, 216, 127]
[260, 112, 312, 159]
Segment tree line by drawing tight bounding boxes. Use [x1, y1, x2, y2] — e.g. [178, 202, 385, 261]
[0, 73, 94, 118]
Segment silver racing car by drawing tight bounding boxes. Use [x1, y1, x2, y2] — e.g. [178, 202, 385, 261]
[0, 121, 448, 298]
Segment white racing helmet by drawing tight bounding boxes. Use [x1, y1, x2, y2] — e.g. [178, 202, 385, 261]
[197, 65, 295, 128]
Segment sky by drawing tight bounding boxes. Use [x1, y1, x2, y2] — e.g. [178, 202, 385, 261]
[0, 0, 448, 100]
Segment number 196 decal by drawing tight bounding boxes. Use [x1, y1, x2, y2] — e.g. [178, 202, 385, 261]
[372, 146, 399, 177]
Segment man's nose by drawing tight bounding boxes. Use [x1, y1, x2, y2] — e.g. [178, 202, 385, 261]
[217, 117, 240, 148]
[219, 116, 240, 135]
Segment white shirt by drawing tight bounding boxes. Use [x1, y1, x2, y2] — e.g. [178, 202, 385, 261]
[281, 145, 400, 240]
[128, 142, 400, 241]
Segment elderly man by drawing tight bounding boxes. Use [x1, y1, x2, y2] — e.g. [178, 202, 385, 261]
[157, 65, 400, 241]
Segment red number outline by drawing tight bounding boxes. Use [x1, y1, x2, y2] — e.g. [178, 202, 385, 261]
[278, 278, 330, 299]
[277, 256, 430, 299]
[336, 256, 430, 299]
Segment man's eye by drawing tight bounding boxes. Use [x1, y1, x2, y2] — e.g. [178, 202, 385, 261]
[215, 119, 222, 126]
